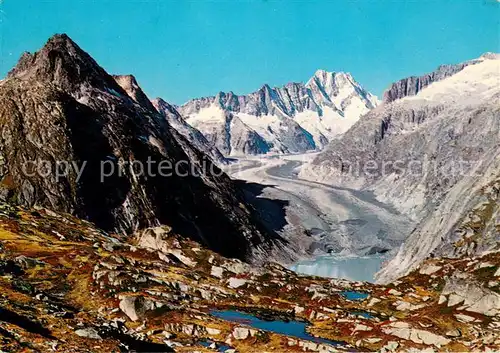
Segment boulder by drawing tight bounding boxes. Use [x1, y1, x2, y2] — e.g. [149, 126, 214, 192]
[228, 278, 248, 289]
[445, 328, 461, 337]
[232, 327, 250, 340]
[211, 266, 224, 279]
[118, 295, 159, 321]
[74, 327, 102, 340]
[443, 278, 500, 315]
[382, 322, 450, 347]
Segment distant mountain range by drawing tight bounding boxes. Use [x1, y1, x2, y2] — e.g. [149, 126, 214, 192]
[382, 52, 498, 103]
[172, 70, 379, 156]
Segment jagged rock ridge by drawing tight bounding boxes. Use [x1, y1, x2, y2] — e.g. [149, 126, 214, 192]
[111, 76, 230, 166]
[382, 52, 499, 103]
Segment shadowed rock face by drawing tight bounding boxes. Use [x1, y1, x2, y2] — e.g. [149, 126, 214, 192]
[0, 34, 278, 260]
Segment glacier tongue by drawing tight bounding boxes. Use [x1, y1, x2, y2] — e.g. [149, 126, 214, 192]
[177, 70, 378, 156]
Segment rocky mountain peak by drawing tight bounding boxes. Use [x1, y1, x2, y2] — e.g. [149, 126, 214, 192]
[283, 81, 303, 90]
[261, 83, 273, 92]
[8, 33, 119, 94]
[152, 96, 173, 110]
[213, 91, 239, 112]
[305, 69, 378, 110]
[312, 68, 328, 77]
[6, 52, 34, 77]
[41, 33, 81, 53]
[0, 34, 277, 260]
[307, 70, 352, 88]
[9, 34, 87, 75]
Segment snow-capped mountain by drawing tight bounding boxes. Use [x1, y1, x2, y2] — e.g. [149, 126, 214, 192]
[152, 98, 230, 165]
[178, 70, 379, 156]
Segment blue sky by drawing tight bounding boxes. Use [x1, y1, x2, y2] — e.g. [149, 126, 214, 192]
[1, 1, 498, 104]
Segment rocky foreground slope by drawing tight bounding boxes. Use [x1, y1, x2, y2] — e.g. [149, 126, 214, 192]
[0, 34, 286, 262]
[176, 70, 378, 155]
[0, 203, 498, 352]
[301, 54, 500, 282]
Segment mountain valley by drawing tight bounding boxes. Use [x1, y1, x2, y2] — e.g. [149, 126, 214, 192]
[0, 34, 498, 352]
